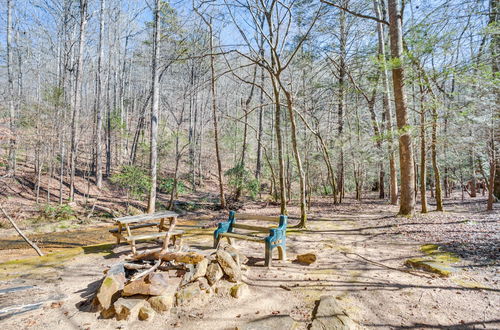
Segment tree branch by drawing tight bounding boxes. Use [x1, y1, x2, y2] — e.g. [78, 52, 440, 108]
[320, 0, 389, 25]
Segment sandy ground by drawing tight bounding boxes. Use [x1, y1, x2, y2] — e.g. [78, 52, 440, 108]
[0, 196, 499, 329]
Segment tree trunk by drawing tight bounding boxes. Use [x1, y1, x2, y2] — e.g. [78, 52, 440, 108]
[235, 66, 257, 201]
[431, 103, 443, 211]
[374, 0, 398, 205]
[69, 0, 88, 201]
[419, 93, 428, 213]
[147, 0, 161, 214]
[470, 151, 477, 198]
[337, 1, 347, 203]
[283, 89, 307, 227]
[6, 0, 17, 176]
[0, 206, 44, 256]
[487, 134, 496, 210]
[255, 30, 265, 182]
[208, 18, 226, 209]
[95, 0, 106, 189]
[491, 0, 500, 200]
[388, 0, 415, 216]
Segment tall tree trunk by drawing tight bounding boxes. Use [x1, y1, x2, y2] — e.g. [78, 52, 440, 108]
[470, 151, 477, 198]
[235, 66, 257, 201]
[337, 1, 347, 203]
[271, 79, 287, 214]
[374, 0, 398, 204]
[431, 103, 443, 211]
[263, 9, 287, 215]
[255, 44, 265, 181]
[419, 91, 428, 213]
[367, 91, 385, 199]
[6, 0, 16, 175]
[147, 0, 161, 213]
[209, 20, 226, 209]
[487, 132, 496, 210]
[69, 0, 88, 201]
[491, 0, 500, 200]
[95, 0, 106, 189]
[388, 0, 415, 216]
[282, 89, 307, 227]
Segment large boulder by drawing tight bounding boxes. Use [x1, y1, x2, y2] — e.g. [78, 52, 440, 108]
[122, 272, 169, 296]
[206, 261, 224, 285]
[96, 263, 126, 309]
[216, 250, 241, 282]
[310, 296, 360, 330]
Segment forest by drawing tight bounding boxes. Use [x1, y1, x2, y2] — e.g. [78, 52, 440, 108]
[0, 0, 498, 329]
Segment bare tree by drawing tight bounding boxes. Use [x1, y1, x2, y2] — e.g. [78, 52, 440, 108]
[147, 0, 161, 213]
[69, 0, 89, 201]
[95, 0, 106, 189]
[194, 3, 226, 209]
[6, 0, 16, 175]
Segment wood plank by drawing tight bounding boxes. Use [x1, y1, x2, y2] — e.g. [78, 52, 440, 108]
[109, 222, 159, 233]
[125, 230, 184, 242]
[220, 232, 265, 242]
[232, 223, 271, 232]
[115, 211, 178, 224]
[234, 214, 281, 222]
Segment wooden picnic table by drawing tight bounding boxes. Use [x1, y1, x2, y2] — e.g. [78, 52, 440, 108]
[110, 211, 183, 254]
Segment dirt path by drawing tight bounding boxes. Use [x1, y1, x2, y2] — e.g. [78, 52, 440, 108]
[0, 200, 498, 329]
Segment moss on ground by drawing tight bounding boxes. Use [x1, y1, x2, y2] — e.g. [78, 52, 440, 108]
[405, 244, 460, 277]
[0, 243, 114, 280]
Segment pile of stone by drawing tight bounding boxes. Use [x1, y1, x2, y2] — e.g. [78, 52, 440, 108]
[89, 244, 248, 322]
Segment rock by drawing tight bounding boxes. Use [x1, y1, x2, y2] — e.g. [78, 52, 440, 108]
[180, 264, 196, 286]
[113, 296, 148, 321]
[214, 280, 233, 296]
[175, 282, 202, 306]
[404, 258, 454, 277]
[181, 258, 209, 286]
[100, 306, 115, 319]
[148, 294, 175, 313]
[122, 272, 169, 296]
[221, 243, 248, 266]
[310, 296, 359, 330]
[193, 258, 209, 279]
[138, 305, 156, 321]
[230, 283, 248, 298]
[216, 250, 242, 282]
[197, 277, 211, 292]
[206, 261, 224, 285]
[147, 276, 180, 313]
[237, 315, 298, 330]
[96, 263, 126, 309]
[296, 253, 317, 265]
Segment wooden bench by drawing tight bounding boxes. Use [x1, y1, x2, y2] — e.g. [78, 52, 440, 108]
[214, 211, 287, 267]
[110, 211, 183, 254]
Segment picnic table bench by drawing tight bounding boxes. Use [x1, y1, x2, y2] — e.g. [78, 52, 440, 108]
[214, 211, 287, 267]
[110, 211, 183, 254]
